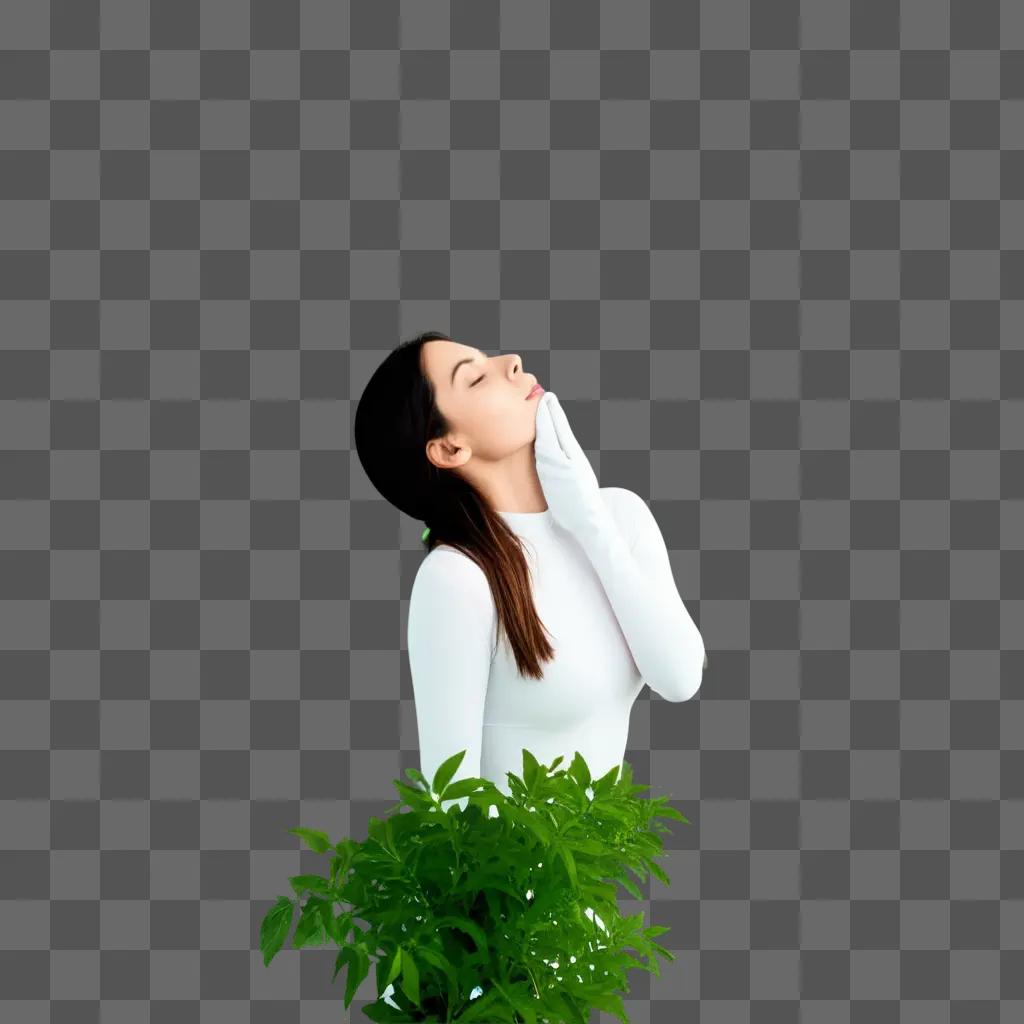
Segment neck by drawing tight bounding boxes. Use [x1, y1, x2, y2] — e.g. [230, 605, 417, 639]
[462, 440, 549, 514]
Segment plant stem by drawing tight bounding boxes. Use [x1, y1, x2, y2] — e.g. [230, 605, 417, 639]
[525, 962, 541, 1000]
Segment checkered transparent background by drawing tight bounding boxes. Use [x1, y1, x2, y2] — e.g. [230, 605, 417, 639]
[1, 1, 1024, 1022]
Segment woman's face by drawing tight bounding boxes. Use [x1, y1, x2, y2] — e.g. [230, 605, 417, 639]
[421, 339, 542, 472]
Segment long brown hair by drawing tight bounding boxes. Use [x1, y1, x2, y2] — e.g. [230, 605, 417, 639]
[353, 330, 555, 679]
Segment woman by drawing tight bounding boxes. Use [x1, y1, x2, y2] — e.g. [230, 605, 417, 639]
[354, 330, 706, 1008]
[354, 330, 706, 812]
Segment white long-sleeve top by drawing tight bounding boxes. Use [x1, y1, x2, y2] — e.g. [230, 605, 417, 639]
[405, 487, 705, 812]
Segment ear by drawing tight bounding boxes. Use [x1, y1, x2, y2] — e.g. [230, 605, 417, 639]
[425, 436, 468, 470]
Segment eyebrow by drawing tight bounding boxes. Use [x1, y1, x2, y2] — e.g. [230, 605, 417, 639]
[450, 349, 485, 387]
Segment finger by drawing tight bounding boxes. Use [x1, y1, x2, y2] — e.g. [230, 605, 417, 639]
[533, 391, 565, 460]
[543, 393, 582, 462]
[536, 393, 570, 462]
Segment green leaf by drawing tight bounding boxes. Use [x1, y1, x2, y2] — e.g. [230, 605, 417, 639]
[382, 817, 398, 858]
[521, 748, 540, 792]
[384, 945, 402, 986]
[462, 875, 528, 910]
[344, 944, 370, 1008]
[433, 915, 490, 957]
[331, 945, 353, 987]
[431, 749, 466, 797]
[564, 835, 610, 858]
[404, 766, 432, 790]
[287, 826, 331, 853]
[501, 803, 555, 845]
[398, 945, 420, 1006]
[648, 859, 672, 886]
[491, 975, 537, 1024]
[615, 872, 645, 900]
[415, 944, 459, 1001]
[393, 779, 433, 805]
[556, 842, 579, 892]
[324, 908, 352, 945]
[545, 988, 588, 1024]
[293, 897, 330, 948]
[287, 873, 332, 898]
[654, 802, 690, 824]
[568, 750, 591, 791]
[652, 941, 676, 962]
[438, 777, 481, 800]
[258, 895, 294, 966]
[588, 990, 628, 1024]
[328, 855, 345, 887]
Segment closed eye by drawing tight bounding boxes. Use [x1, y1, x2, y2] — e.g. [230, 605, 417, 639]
[471, 374, 484, 387]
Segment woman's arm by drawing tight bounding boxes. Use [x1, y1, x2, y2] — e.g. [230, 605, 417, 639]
[406, 548, 497, 811]
[589, 487, 706, 702]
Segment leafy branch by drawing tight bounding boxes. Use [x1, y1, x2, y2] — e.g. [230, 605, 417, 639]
[259, 749, 690, 1023]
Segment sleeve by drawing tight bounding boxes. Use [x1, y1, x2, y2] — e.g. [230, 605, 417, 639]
[406, 548, 497, 812]
[585, 487, 706, 702]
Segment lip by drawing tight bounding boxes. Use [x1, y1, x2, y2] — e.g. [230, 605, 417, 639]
[526, 383, 544, 400]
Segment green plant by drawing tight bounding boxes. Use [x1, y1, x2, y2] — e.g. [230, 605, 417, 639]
[259, 749, 691, 1023]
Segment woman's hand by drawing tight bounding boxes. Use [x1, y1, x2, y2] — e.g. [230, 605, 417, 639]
[532, 391, 611, 542]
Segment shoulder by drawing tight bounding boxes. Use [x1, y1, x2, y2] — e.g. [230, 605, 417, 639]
[411, 544, 494, 605]
[408, 545, 498, 659]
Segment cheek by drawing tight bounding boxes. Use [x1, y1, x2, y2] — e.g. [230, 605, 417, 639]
[475, 398, 533, 451]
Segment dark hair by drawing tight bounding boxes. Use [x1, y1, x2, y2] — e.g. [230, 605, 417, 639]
[353, 330, 556, 679]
